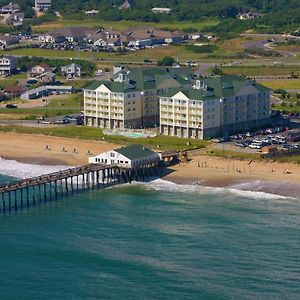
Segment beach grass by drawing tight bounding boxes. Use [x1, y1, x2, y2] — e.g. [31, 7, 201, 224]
[206, 149, 260, 161]
[0, 125, 209, 151]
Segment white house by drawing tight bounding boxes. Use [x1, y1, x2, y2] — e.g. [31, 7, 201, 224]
[151, 7, 171, 14]
[0, 55, 17, 75]
[88, 144, 160, 168]
[61, 63, 81, 79]
[35, 0, 51, 11]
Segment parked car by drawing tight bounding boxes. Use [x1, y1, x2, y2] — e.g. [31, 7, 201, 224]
[249, 143, 262, 149]
[42, 120, 51, 124]
[6, 104, 18, 109]
[235, 141, 247, 148]
[229, 135, 238, 140]
[64, 115, 77, 122]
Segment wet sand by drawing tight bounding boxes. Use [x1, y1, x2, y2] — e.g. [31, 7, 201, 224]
[163, 155, 300, 198]
[1, 132, 300, 198]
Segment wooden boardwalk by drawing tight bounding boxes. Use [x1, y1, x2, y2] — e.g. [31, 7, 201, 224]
[0, 162, 162, 213]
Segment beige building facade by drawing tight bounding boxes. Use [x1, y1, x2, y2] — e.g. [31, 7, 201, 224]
[159, 76, 271, 139]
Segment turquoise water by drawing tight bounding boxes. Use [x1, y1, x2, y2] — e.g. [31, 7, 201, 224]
[115, 131, 149, 138]
[0, 174, 300, 299]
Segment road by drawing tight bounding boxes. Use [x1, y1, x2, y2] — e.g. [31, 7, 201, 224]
[241, 33, 297, 58]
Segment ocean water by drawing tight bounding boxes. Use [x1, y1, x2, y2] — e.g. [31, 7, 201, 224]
[0, 159, 300, 299]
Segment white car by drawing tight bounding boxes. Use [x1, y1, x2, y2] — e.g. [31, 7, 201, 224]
[249, 143, 262, 149]
[42, 120, 51, 124]
[253, 138, 262, 144]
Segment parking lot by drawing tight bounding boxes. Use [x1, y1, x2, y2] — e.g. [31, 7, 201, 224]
[211, 127, 300, 154]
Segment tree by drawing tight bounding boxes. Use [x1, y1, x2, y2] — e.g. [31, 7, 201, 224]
[157, 56, 175, 66]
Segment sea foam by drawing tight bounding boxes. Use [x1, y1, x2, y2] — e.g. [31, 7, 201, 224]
[0, 157, 294, 200]
[0, 157, 69, 179]
[141, 178, 291, 200]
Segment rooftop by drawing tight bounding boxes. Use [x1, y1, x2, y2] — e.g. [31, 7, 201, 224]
[115, 144, 157, 160]
[159, 75, 272, 101]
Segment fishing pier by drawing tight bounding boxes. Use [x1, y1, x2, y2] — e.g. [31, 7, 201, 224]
[0, 162, 163, 213]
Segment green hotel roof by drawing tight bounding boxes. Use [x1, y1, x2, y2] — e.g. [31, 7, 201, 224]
[85, 80, 140, 93]
[159, 75, 272, 101]
[115, 144, 157, 160]
[85, 67, 192, 93]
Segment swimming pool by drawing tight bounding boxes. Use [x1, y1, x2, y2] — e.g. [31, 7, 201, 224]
[117, 131, 149, 138]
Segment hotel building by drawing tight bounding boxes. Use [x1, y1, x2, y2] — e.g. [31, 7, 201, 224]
[84, 67, 192, 129]
[159, 75, 271, 139]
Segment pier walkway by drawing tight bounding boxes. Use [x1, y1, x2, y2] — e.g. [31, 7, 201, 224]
[0, 162, 162, 213]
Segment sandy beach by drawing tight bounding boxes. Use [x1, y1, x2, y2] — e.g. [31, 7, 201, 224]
[163, 155, 300, 197]
[1, 132, 300, 197]
[0, 132, 118, 166]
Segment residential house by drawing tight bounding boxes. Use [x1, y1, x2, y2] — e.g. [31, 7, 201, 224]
[89, 144, 160, 168]
[159, 75, 271, 139]
[0, 55, 17, 75]
[189, 32, 203, 40]
[87, 31, 122, 48]
[38, 32, 66, 43]
[35, 0, 51, 11]
[123, 26, 186, 47]
[31, 64, 52, 76]
[0, 35, 19, 50]
[84, 10, 99, 16]
[21, 85, 74, 100]
[40, 27, 95, 43]
[61, 63, 81, 79]
[151, 7, 172, 14]
[84, 67, 192, 129]
[238, 12, 261, 20]
[4, 85, 26, 97]
[5, 11, 24, 26]
[36, 71, 56, 84]
[119, 0, 131, 10]
[0, 2, 20, 14]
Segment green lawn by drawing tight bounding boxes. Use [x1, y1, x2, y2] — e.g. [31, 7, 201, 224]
[0, 78, 19, 88]
[271, 105, 300, 113]
[0, 107, 80, 120]
[2, 45, 211, 62]
[2, 48, 100, 59]
[46, 94, 82, 109]
[32, 17, 219, 32]
[260, 80, 300, 90]
[221, 66, 300, 77]
[0, 125, 209, 151]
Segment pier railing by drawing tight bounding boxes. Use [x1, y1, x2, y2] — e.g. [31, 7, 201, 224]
[0, 162, 163, 213]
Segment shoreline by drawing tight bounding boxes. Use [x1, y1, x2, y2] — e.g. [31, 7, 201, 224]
[1, 154, 300, 199]
[162, 156, 300, 198]
[1, 132, 300, 198]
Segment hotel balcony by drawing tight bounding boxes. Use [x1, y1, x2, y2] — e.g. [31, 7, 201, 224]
[85, 112, 97, 117]
[174, 122, 187, 126]
[189, 110, 202, 115]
